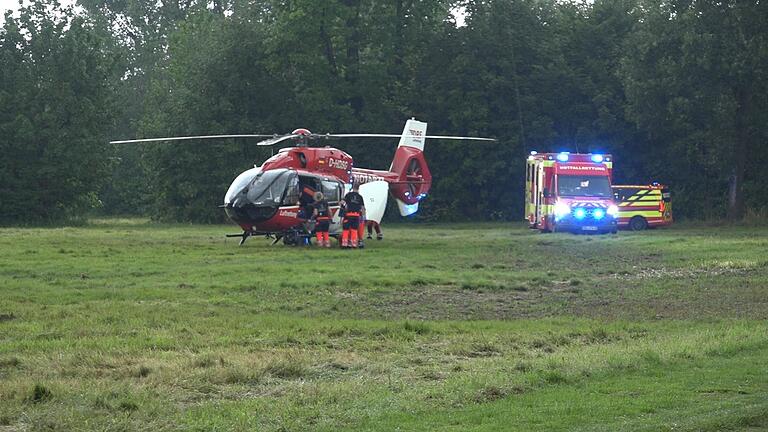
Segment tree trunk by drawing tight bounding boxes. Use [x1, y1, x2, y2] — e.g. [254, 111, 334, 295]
[319, 6, 338, 76]
[727, 87, 750, 220]
[394, 0, 404, 68]
[343, 0, 363, 115]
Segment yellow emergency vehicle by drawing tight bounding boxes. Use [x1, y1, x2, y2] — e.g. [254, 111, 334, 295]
[611, 183, 672, 230]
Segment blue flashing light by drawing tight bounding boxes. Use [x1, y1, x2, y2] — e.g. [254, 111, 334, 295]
[574, 208, 586, 220]
[556, 152, 570, 162]
[591, 154, 604, 163]
[530, 151, 538, 155]
[593, 209, 605, 220]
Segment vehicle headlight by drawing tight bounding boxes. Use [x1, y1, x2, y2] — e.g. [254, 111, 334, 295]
[554, 202, 571, 219]
[607, 205, 619, 217]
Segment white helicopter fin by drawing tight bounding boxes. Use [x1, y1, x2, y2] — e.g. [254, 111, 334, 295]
[358, 180, 388, 224]
[397, 118, 428, 151]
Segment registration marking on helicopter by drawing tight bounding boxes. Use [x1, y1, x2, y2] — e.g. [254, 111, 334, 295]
[328, 158, 349, 170]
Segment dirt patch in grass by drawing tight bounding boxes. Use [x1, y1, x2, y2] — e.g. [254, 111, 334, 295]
[610, 260, 762, 281]
[351, 285, 538, 320]
[345, 264, 768, 320]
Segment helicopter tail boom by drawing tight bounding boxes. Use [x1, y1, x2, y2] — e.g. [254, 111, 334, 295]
[387, 119, 432, 215]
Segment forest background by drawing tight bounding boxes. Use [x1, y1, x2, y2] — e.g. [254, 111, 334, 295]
[1, 0, 766, 224]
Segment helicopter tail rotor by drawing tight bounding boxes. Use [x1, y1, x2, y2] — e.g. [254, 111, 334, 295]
[387, 119, 432, 216]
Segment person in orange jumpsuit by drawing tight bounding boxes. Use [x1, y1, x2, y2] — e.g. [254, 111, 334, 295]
[311, 192, 331, 247]
[358, 213, 366, 248]
[340, 183, 365, 248]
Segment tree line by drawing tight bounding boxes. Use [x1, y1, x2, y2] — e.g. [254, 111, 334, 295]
[1, 0, 766, 224]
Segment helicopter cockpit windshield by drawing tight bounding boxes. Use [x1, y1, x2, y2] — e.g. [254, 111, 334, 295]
[245, 169, 298, 207]
[225, 167, 261, 204]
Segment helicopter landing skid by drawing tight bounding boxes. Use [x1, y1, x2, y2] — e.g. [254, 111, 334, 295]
[226, 230, 257, 245]
[227, 229, 311, 246]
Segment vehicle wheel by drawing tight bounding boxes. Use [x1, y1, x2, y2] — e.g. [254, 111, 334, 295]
[629, 216, 648, 231]
[539, 217, 553, 233]
[283, 230, 299, 245]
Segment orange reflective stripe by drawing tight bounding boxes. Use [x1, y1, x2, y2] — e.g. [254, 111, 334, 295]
[346, 212, 360, 217]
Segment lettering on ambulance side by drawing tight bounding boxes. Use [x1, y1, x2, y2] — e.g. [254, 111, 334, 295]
[558, 165, 606, 172]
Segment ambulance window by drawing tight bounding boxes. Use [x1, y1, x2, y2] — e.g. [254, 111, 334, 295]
[624, 188, 635, 201]
[557, 175, 612, 197]
[661, 188, 671, 202]
[614, 188, 627, 201]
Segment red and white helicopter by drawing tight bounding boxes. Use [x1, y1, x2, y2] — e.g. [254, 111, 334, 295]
[111, 119, 494, 245]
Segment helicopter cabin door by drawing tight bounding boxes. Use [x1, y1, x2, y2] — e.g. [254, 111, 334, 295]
[320, 179, 344, 234]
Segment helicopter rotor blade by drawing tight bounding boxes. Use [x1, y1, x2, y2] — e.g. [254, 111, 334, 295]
[322, 134, 402, 139]
[256, 134, 300, 146]
[109, 134, 275, 144]
[319, 133, 496, 141]
[424, 135, 496, 141]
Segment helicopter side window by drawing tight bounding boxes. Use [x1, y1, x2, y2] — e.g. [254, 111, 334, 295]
[297, 152, 307, 168]
[282, 174, 300, 205]
[321, 180, 341, 203]
[298, 176, 320, 205]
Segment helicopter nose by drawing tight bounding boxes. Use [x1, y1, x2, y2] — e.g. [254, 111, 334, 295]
[224, 202, 278, 224]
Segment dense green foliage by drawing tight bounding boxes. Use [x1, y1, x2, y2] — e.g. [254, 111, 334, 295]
[1, 220, 767, 429]
[1, 0, 767, 223]
[0, 1, 117, 223]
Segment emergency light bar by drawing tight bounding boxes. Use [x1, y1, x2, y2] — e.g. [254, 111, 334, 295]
[530, 152, 612, 164]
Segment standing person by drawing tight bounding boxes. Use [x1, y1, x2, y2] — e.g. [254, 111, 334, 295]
[297, 183, 316, 244]
[312, 191, 331, 247]
[358, 213, 366, 248]
[366, 220, 383, 240]
[340, 183, 365, 248]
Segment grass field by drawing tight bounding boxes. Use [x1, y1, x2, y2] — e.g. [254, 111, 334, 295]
[1, 220, 767, 431]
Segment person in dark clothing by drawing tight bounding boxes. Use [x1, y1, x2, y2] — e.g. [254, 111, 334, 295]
[312, 191, 331, 247]
[298, 183, 316, 220]
[366, 220, 383, 240]
[340, 183, 365, 248]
